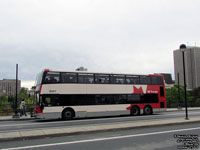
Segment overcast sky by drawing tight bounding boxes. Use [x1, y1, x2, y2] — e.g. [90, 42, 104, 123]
[0, 0, 200, 88]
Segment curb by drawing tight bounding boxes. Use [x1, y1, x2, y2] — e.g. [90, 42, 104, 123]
[166, 108, 200, 112]
[0, 117, 200, 142]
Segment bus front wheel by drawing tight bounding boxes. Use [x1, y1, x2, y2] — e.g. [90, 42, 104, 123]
[62, 108, 75, 120]
[130, 105, 140, 116]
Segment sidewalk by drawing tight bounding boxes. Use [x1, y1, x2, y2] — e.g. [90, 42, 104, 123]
[0, 107, 200, 121]
[0, 114, 33, 121]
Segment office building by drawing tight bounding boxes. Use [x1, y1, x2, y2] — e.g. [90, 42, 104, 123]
[0, 79, 21, 96]
[173, 46, 200, 90]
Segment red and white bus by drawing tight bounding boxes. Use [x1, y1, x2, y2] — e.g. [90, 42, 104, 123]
[34, 69, 166, 120]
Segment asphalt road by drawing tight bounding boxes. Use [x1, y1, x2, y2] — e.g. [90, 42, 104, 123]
[0, 122, 199, 150]
[0, 110, 200, 134]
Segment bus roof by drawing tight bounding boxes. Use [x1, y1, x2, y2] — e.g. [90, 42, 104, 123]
[42, 69, 163, 77]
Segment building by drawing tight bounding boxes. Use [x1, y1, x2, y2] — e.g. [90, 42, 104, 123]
[173, 45, 200, 90]
[0, 79, 21, 96]
[161, 73, 174, 88]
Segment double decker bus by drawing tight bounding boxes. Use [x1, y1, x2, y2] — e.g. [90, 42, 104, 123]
[34, 69, 166, 120]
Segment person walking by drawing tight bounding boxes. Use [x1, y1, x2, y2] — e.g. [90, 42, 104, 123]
[20, 100, 27, 117]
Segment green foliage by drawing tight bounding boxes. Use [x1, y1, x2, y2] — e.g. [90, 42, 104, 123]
[0, 95, 11, 111]
[0, 88, 35, 115]
[18, 87, 34, 105]
[166, 84, 184, 102]
[166, 85, 200, 108]
[0, 96, 8, 105]
[189, 87, 200, 107]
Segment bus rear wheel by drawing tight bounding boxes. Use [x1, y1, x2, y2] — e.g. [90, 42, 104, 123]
[130, 105, 140, 116]
[62, 108, 75, 120]
[143, 105, 152, 115]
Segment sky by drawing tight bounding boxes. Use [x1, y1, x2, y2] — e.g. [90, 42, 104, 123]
[0, 0, 200, 89]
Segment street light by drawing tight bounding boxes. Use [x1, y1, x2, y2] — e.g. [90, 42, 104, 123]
[180, 44, 189, 120]
[177, 72, 181, 108]
[13, 64, 19, 118]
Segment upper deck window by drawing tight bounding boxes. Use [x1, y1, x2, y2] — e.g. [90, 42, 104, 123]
[44, 72, 60, 83]
[61, 72, 77, 83]
[140, 76, 151, 84]
[126, 75, 140, 84]
[110, 75, 125, 84]
[78, 73, 94, 84]
[151, 76, 164, 85]
[95, 74, 110, 84]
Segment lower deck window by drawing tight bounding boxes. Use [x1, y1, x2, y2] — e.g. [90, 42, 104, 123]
[41, 94, 159, 106]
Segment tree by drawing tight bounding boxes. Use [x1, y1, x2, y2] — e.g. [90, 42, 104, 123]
[165, 84, 200, 108]
[190, 87, 200, 107]
[0, 95, 11, 111]
[18, 88, 28, 102]
[0, 88, 35, 115]
[165, 84, 185, 108]
[18, 87, 34, 104]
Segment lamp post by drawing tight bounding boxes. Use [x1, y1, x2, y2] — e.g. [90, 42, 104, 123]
[180, 44, 189, 120]
[177, 73, 181, 108]
[13, 64, 19, 118]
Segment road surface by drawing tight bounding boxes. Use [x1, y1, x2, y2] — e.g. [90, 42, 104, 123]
[0, 122, 199, 150]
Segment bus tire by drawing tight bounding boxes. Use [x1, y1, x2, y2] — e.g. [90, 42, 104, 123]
[143, 105, 153, 115]
[130, 105, 140, 116]
[62, 108, 75, 120]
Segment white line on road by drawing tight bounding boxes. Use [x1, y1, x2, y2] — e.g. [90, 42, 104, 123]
[1, 127, 200, 150]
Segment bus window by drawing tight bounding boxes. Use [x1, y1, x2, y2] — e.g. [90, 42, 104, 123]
[36, 71, 43, 86]
[44, 72, 60, 83]
[140, 76, 151, 85]
[127, 95, 140, 102]
[151, 76, 158, 85]
[151, 76, 164, 85]
[113, 95, 127, 104]
[42, 96, 60, 106]
[78, 73, 94, 84]
[126, 75, 140, 84]
[95, 74, 110, 84]
[61, 72, 77, 83]
[110, 75, 125, 84]
[160, 87, 165, 97]
[157, 76, 164, 85]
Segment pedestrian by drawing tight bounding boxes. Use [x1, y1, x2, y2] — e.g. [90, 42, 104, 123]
[20, 99, 27, 117]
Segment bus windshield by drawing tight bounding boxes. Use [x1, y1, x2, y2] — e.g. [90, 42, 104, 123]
[35, 71, 44, 87]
